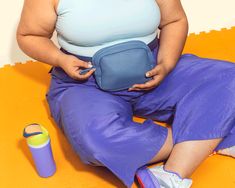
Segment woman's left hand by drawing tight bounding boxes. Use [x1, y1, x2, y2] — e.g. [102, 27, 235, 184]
[128, 63, 172, 91]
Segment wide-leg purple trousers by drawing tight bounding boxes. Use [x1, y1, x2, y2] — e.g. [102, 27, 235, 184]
[46, 45, 235, 187]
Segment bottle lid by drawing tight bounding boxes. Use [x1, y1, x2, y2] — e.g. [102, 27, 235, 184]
[23, 123, 49, 146]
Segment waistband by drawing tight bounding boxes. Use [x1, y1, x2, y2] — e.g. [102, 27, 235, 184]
[48, 36, 159, 74]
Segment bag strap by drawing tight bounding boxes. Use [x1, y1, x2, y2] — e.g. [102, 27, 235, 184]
[62, 36, 158, 62]
[48, 36, 159, 74]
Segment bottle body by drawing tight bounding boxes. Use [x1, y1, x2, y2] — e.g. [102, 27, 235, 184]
[28, 138, 56, 177]
[23, 124, 56, 178]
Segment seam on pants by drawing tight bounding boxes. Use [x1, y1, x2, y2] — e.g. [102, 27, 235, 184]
[60, 113, 99, 165]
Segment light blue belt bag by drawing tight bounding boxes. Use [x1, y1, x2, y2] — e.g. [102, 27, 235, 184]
[59, 37, 159, 91]
[88, 40, 157, 91]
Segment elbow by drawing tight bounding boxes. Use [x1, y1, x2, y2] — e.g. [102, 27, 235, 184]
[158, 14, 189, 34]
[181, 15, 189, 35]
[16, 26, 25, 52]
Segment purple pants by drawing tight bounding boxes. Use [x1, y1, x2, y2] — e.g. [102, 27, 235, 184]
[46, 46, 235, 187]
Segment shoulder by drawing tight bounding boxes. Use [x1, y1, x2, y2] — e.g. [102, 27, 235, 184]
[155, 0, 182, 8]
[52, 0, 60, 12]
[155, 0, 164, 6]
[23, 0, 56, 11]
[17, 0, 58, 37]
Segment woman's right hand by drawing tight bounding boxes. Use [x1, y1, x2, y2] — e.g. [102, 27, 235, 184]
[57, 53, 96, 80]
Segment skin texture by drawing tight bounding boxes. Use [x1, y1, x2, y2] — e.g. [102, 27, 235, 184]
[16, 0, 226, 183]
[163, 139, 222, 178]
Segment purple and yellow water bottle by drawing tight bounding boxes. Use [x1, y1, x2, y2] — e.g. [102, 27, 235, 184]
[23, 123, 56, 177]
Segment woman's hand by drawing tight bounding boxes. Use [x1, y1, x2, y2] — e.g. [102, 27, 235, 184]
[128, 63, 172, 91]
[128, 0, 188, 91]
[57, 53, 96, 80]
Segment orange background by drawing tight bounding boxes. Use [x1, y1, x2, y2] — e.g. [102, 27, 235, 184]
[0, 27, 235, 188]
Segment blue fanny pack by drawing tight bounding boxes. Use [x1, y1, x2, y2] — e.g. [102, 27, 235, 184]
[57, 37, 159, 91]
[91, 40, 157, 91]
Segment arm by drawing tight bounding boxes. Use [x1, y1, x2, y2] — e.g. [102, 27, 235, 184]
[16, 0, 62, 66]
[16, 0, 94, 80]
[156, 0, 188, 72]
[129, 0, 188, 91]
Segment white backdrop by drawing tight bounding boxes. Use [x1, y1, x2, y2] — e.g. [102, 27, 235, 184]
[0, 0, 235, 67]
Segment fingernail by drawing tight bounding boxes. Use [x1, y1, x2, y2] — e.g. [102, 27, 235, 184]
[146, 72, 150, 77]
[88, 62, 92, 68]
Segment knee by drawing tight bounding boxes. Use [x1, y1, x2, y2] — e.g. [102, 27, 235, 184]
[80, 112, 122, 148]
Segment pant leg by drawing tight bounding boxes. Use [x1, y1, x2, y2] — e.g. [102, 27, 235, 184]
[46, 79, 168, 188]
[132, 54, 235, 151]
[172, 78, 235, 147]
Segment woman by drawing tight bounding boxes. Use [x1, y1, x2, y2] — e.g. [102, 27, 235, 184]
[16, 0, 235, 187]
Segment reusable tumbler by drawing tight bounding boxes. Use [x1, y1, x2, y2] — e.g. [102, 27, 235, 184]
[23, 123, 56, 177]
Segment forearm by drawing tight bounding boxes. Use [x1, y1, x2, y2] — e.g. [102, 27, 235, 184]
[16, 34, 64, 67]
[157, 17, 188, 73]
